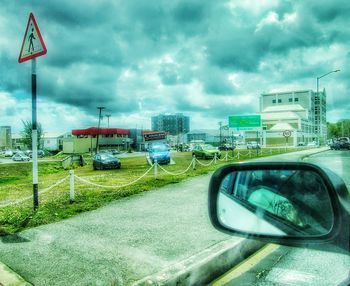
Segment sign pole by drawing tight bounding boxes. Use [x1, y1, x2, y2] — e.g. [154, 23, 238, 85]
[32, 58, 39, 210]
[18, 13, 47, 210]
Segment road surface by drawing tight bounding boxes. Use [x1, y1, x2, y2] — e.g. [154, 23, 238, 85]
[0, 148, 331, 285]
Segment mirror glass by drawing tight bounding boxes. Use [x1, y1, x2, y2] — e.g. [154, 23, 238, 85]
[217, 169, 334, 236]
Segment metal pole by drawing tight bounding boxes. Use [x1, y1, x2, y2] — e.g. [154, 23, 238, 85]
[256, 131, 259, 157]
[32, 58, 39, 210]
[96, 107, 105, 153]
[154, 159, 158, 179]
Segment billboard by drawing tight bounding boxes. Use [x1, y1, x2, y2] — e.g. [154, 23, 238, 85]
[228, 115, 261, 131]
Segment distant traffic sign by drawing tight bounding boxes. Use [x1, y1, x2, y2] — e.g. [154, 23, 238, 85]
[283, 130, 292, 137]
[228, 115, 261, 131]
[18, 13, 47, 63]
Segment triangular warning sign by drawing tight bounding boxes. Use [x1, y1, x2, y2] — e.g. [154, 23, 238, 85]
[18, 13, 47, 63]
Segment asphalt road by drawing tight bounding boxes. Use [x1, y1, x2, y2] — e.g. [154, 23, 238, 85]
[0, 148, 333, 285]
[213, 150, 350, 286]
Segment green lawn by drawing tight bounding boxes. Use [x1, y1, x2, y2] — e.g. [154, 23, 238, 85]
[0, 148, 303, 235]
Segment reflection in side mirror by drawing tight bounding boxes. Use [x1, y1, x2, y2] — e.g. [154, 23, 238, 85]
[216, 168, 334, 237]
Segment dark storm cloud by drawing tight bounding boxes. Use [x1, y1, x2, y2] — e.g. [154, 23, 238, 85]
[173, 92, 255, 118]
[1, 0, 349, 132]
[201, 67, 235, 95]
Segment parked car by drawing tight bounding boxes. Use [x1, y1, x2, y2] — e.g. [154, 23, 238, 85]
[246, 141, 261, 149]
[4, 150, 13, 157]
[338, 137, 350, 150]
[92, 153, 121, 170]
[297, 141, 306, 146]
[28, 150, 46, 158]
[12, 153, 30, 161]
[192, 144, 221, 159]
[148, 143, 171, 164]
[218, 143, 235, 151]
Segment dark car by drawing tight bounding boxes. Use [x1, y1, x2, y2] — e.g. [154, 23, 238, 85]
[330, 137, 350, 150]
[218, 144, 236, 151]
[28, 150, 46, 158]
[93, 153, 121, 170]
[338, 137, 350, 150]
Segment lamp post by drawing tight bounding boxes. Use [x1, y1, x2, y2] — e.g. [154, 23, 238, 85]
[106, 114, 111, 128]
[316, 69, 340, 145]
[218, 121, 222, 146]
[96, 106, 105, 153]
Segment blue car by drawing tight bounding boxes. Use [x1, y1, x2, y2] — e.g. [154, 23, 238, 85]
[149, 144, 170, 164]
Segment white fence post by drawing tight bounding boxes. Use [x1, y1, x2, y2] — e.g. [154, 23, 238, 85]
[69, 170, 75, 203]
[214, 153, 217, 164]
[225, 152, 228, 161]
[237, 151, 240, 160]
[249, 150, 252, 158]
[192, 155, 196, 170]
[154, 159, 158, 179]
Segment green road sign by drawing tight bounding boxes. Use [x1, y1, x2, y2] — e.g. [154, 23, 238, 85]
[228, 115, 261, 130]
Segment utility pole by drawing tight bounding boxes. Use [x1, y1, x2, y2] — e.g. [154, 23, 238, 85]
[106, 114, 111, 128]
[316, 69, 340, 145]
[96, 107, 105, 153]
[219, 121, 222, 146]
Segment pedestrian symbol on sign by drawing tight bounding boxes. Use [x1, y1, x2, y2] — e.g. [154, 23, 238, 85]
[28, 27, 36, 53]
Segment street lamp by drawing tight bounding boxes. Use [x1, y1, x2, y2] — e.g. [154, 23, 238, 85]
[106, 114, 111, 128]
[316, 69, 340, 145]
[96, 106, 106, 152]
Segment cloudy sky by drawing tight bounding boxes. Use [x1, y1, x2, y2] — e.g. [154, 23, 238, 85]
[0, 0, 349, 134]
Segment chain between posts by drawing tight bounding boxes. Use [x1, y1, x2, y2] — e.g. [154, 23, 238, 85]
[0, 175, 69, 209]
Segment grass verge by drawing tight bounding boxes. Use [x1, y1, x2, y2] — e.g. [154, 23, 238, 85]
[0, 148, 304, 235]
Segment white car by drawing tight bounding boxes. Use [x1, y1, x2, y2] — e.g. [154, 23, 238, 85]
[12, 153, 30, 161]
[246, 141, 261, 149]
[4, 150, 14, 157]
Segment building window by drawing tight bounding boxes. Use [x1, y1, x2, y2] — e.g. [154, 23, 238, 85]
[278, 99, 282, 103]
[294, 98, 299, 102]
[289, 98, 292, 102]
[272, 99, 276, 103]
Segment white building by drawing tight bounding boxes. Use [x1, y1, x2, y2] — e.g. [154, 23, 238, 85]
[258, 89, 326, 146]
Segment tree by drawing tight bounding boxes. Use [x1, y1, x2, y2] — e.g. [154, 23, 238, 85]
[327, 119, 350, 138]
[21, 120, 43, 149]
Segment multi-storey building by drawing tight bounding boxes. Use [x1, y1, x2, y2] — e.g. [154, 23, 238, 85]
[151, 113, 190, 135]
[0, 126, 12, 149]
[259, 89, 327, 145]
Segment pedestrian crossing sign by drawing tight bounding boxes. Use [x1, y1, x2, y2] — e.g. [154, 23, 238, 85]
[18, 13, 47, 63]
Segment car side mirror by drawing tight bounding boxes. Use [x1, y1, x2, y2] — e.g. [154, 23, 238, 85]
[208, 162, 350, 247]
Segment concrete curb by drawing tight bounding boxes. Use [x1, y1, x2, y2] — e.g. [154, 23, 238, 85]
[133, 238, 265, 286]
[300, 147, 330, 160]
[0, 262, 32, 286]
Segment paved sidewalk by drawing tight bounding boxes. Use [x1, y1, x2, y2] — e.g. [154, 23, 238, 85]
[0, 147, 329, 285]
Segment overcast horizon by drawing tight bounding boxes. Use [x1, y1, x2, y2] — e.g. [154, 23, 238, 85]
[1, 1, 349, 134]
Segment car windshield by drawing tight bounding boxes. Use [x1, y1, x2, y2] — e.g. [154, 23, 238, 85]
[202, 144, 215, 150]
[150, 145, 168, 152]
[0, 1, 349, 286]
[99, 154, 114, 160]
